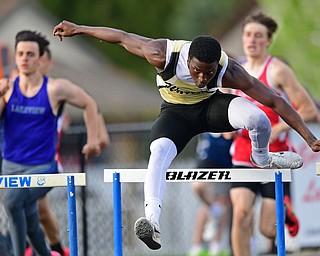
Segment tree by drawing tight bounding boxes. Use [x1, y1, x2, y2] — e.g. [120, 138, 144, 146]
[37, 0, 241, 83]
[259, 0, 320, 98]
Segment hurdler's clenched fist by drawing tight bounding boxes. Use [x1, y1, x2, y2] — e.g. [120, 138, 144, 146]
[0, 78, 11, 96]
[53, 20, 80, 41]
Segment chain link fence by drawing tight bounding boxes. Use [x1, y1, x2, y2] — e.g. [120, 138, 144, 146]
[0, 122, 318, 255]
[0, 122, 201, 256]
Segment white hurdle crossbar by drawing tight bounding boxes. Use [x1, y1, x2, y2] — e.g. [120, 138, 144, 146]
[0, 173, 86, 256]
[104, 168, 291, 256]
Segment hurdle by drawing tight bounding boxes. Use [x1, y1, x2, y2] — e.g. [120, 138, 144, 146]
[104, 168, 291, 256]
[0, 173, 86, 256]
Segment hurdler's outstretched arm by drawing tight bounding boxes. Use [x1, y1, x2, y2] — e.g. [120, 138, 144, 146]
[53, 20, 166, 69]
[223, 58, 320, 152]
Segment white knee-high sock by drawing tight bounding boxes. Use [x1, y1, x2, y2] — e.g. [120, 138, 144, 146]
[228, 97, 271, 166]
[144, 138, 177, 224]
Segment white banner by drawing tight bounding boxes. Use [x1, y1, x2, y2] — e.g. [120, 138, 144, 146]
[290, 123, 320, 247]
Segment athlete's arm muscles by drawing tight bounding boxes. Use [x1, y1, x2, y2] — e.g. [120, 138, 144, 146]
[97, 112, 110, 150]
[223, 58, 282, 107]
[223, 58, 318, 148]
[53, 20, 167, 69]
[49, 79, 100, 153]
[48, 78, 95, 111]
[272, 60, 317, 122]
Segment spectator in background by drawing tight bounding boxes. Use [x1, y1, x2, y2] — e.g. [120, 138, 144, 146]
[229, 12, 318, 256]
[24, 46, 110, 256]
[0, 30, 102, 256]
[188, 132, 233, 256]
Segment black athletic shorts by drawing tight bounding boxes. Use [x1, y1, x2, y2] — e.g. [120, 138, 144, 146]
[231, 166, 275, 199]
[150, 90, 239, 154]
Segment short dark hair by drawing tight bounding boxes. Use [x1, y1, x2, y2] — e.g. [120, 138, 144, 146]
[189, 35, 221, 63]
[243, 12, 278, 38]
[44, 46, 52, 60]
[15, 30, 50, 56]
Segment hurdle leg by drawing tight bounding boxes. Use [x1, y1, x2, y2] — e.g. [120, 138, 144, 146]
[113, 172, 123, 256]
[68, 176, 78, 256]
[275, 172, 286, 256]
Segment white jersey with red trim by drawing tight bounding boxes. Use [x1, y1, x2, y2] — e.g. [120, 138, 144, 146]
[231, 56, 294, 167]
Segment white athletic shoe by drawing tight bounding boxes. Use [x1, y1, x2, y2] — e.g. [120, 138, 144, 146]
[134, 217, 161, 250]
[250, 152, 303, 169]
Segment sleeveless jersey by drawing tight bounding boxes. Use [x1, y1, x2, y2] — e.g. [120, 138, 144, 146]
[156, 40, 228, 104]
[3, 76, 58, 164]
[232, 56, 291, 167]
